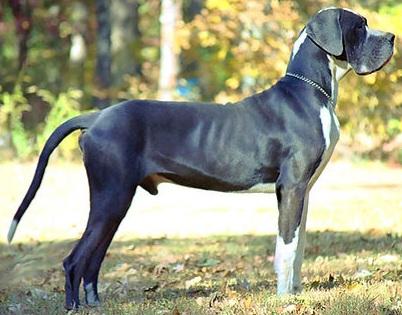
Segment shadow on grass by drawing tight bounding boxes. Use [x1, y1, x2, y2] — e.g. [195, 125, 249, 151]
[0, 230, 401, 314]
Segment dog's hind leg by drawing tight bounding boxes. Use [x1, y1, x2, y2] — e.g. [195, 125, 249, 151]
[81, 205, 133, 307]
[62, 181, 136, 310]
[63, 136, 138, 310]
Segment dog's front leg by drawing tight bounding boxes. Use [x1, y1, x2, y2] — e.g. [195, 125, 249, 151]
[274, 175, 309, 295]
[288, 193, 309, 293]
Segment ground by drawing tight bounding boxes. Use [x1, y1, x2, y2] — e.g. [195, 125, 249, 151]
[0, 159, 401, 314]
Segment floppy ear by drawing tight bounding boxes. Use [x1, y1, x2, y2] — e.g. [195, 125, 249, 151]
[306, 9, 343, 56]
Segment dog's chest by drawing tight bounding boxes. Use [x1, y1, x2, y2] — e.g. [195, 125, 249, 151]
[309, 104, 340, 187]
[320, 105, 340, 150]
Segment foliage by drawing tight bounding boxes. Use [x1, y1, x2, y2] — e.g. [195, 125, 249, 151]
[182, 1, 301, 101]
[0, 0, 401, 161]
[0, 86, 31, 159]
[35, 88, 83, 159]
[0, 86, 83, 159]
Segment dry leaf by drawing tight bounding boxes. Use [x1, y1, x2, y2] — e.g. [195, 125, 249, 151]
[185, 276, 202, 289]
[172, 306, 180, 315]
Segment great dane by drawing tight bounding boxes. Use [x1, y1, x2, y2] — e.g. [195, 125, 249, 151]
[8, 8, 394, 309]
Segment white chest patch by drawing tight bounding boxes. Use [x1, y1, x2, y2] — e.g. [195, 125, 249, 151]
[320, 106, 332, 149]
[310, 106, 340, 190]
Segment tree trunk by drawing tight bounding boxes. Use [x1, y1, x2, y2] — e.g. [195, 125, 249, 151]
[111, 0, 141, 86]
[94, 0, 112, 109]
[8, 0, 32, 72]
[69, 2, 88, 89]
[158, 0, 182, 101]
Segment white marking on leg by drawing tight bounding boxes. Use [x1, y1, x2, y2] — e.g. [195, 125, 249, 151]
[273, 103, 340, 294]
[320, 106, 332, 149]
[84, 282, 100, 306]
[274, 226, 300, 295]
[291, 196, 309, 292]
[291, 30, 307, 60]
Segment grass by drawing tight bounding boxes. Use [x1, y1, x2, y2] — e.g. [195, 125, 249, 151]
[0, 160, 402, 314]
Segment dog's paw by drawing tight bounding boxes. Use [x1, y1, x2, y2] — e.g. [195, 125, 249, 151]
[84, 283, 101, 307]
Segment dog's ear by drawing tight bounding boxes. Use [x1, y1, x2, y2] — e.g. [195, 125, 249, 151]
[306, 9, 343, 56]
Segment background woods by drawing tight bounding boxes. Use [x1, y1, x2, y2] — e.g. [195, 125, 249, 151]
[0, 0, 401, 161]
[1, 2, 402, 314]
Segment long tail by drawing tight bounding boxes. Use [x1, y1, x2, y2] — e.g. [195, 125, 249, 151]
[7, 112, 100, 243]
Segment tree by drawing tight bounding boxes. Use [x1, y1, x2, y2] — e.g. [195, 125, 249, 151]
[69, 2, 88, 90]
[111, 0, 142, 86]
[8, 0, 32, 73]
[94, 0, 112, 109]
[158, 0, 182, 100]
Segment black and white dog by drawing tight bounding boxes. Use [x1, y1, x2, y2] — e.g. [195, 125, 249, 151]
[8, 8, 394, 309]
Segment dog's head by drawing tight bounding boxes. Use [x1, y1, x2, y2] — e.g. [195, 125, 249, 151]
[306, 8, 395, 75]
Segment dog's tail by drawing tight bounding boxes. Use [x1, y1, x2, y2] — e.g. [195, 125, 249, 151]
[7, 112, 100, 243]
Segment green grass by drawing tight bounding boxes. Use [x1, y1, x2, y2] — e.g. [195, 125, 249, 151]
[1, 160, 402, 314]
[1, 231, 401, 314]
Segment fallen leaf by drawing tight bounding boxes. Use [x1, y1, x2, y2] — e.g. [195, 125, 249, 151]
[281, 303, 297, 313]
[238, 278, 251, 291]
[209, 291, 223, 307]
[7, 303, 22, 313]
[30, 288, 49, 300]
[242, 296, 254, 310]
[173, 263, 185, 273]
[379, 254, 399, 263]
[196, 296, 205, 306]
[113, 277, 129, 297]
[154, 263, 169, 275]
[354, 269, 372, 279]
[131, 280, 159, 292]
[185, 276, 202, 289]
[197, 258, 220, 268]
[346, 281, 360, 290]
[172, 306, 180, 315]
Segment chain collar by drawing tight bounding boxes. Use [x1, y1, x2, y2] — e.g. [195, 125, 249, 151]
[286, 72, 334, 108]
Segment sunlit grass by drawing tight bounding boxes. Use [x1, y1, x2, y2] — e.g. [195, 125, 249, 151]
[0, 160, 401, 314]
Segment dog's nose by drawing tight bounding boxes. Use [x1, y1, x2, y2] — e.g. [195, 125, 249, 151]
[386, 32, 395, 43]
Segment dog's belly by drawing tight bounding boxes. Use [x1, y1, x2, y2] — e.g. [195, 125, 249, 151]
[140, 171, 277, 195]
[140, 172, 247, 194]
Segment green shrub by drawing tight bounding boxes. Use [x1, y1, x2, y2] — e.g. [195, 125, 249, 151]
[0, 86, 84, 159]
[0, 86, 31, 159]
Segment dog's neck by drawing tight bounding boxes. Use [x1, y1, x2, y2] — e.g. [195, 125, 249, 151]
[286, 29, 351, 106]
